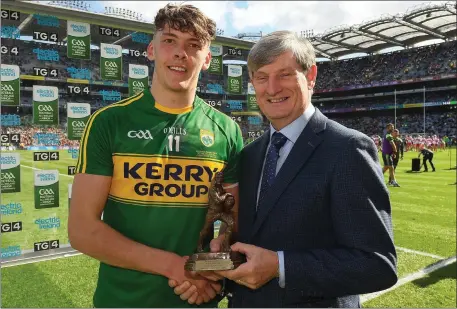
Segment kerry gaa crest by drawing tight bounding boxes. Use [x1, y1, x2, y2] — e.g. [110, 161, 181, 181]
[200, 129, 214, 147]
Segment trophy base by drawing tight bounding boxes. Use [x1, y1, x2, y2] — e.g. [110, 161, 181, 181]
[185, 251, 246, 271]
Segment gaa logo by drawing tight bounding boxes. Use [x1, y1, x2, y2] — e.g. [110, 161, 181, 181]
[230, 79, 240, 85]
[39, 188, 54, 195]
[105, 61, 118, 68]
[1, 84, 14, 91]
[71, 39, 86, 46]
[249, 96, 257, 103]
[1, 172, 15, 180]
[132, 81, 145, 87]
[38, 105, 53, 112]
[127, 130, 154, 140]
[71, 121, 86, 128]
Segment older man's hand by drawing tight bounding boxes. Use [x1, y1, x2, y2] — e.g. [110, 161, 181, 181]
[215, 242, 279, 290]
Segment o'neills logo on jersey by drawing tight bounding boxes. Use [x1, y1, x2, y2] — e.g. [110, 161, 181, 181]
[110, 155, 226, 206]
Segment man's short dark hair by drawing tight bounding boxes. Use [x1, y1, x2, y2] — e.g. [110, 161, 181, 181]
[387, 123, 394, 128]
[154, 4, 216, 44]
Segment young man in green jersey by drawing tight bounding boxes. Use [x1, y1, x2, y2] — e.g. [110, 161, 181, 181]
[68, 4, 243, 308]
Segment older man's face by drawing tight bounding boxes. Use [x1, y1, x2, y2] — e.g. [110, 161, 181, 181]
[251, 51, 317, 130]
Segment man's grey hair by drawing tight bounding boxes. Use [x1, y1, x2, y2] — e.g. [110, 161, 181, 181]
[247, 30, 316, 79]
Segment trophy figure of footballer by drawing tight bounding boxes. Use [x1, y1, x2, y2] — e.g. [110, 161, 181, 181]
[185, 172, 245, 271]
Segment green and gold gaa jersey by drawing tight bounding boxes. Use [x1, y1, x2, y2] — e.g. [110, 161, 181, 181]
[76, 89, 243, 308]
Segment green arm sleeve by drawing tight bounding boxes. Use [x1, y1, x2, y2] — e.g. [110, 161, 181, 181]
[76, 112, 114, 176]
[222, 122, 244, 184]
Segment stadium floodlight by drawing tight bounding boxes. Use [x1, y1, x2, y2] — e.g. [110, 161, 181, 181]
[104, 6, 144, 21]
[50, 0, 90, 11]
[300, 29, 314, 39]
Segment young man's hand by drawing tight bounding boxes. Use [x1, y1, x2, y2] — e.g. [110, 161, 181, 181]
[168, 256, 221, 305]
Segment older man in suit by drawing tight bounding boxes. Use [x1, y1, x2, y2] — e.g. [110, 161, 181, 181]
[170, 30, 397, 308]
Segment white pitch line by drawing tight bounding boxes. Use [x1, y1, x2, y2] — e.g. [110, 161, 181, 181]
[21, 164, 74, 178]
[396, 246, 445, 260]
[361, 255, 457, 303]
[1, 252, 83, 268]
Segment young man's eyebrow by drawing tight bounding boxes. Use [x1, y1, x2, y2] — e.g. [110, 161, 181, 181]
[161, 32, 179, 38]
[161, 32, 201, 43]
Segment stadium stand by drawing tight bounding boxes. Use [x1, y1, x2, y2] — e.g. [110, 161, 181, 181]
[1, 0, 456, 150]
[316, 40, 456, 90]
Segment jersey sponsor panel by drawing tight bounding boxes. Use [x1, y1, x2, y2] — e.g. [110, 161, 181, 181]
[110, 155, 225, 206]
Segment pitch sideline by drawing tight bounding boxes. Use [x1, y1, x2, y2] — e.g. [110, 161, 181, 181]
[361, 255, 456, 303]
[21, 164, 75, 178]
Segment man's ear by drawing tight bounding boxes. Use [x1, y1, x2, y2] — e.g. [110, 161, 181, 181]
[147, 40, 155, 61]
[306, 64, 317, 89]
[201, 48, 212, 71]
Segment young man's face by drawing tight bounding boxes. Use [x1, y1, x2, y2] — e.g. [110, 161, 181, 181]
[147, 25, 211, 92]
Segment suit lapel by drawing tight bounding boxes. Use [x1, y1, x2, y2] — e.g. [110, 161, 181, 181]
[240, 130, 270, 240]
[250, 109, 327, 239]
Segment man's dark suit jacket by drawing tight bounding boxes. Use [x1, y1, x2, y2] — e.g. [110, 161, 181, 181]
[228, 109, 398, 308]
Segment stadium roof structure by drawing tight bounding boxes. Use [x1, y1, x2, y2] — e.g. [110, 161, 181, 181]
[310, 1, 457, 59]
[3, 1, 456, 59]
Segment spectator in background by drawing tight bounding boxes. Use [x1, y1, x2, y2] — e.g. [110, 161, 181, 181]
[418, 147, 436, 172]
[382, 123, 400, 187]
[392, 129, 404, 171]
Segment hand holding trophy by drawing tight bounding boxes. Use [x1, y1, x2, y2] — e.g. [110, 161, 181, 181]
[185, 172, 246, 271]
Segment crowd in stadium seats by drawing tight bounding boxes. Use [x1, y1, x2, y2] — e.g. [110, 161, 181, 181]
[15, 87, 454, 113]
[317, 91, 455, 110]
[4, 38, 454, 93]
[330, 111, 457, 137]
[1, 124, 78, 149]
[3, 108, 455, 149]
[2, 38, 456, 149]
[315, 40, 456, 90]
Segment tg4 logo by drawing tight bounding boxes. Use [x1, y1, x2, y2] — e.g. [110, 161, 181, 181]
[34, 239, 59, 252]
[0, 221, 22, 233]
[33, 151, 59, 161]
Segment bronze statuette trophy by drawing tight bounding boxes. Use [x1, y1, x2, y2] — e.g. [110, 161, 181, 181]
[185, 172, 246, 271]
